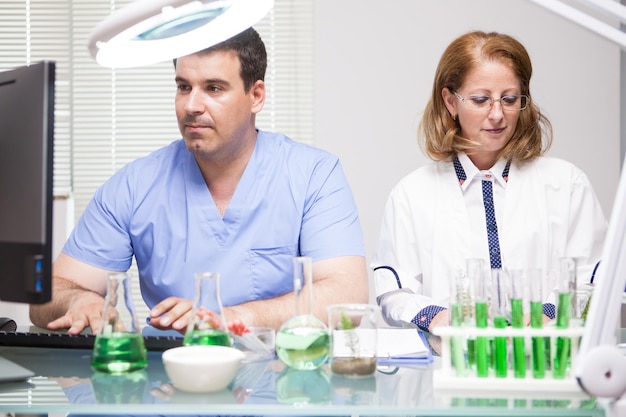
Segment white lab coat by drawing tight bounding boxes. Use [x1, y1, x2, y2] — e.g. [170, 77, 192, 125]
[371, 154, 607, 328]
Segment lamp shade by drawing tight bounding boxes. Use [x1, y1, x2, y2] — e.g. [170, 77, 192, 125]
[88, 0, 274, 68]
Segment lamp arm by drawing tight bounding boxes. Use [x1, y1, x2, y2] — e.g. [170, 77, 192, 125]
[527, 0, 626, 49]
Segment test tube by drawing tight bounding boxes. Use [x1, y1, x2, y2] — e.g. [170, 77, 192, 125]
[449, 270, 469, 376]
[528, 267, 546, 379]
[468, 258, 489, 377]
[491, 268, 508, 378]
[509, 269, 527, 378]
[554, 257, 576, 379]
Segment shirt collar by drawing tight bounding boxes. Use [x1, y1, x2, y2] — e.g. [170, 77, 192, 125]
[456, 153, 510, 190]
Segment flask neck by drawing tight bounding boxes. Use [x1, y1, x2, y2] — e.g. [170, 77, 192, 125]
[293, 257, 314, 317]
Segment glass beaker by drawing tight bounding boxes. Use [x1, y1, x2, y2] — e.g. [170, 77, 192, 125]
[327, 303, 379, 378]
[183, 272, 232, 347]
[275, 256, 329, 370]
[91, 272, 148, 374]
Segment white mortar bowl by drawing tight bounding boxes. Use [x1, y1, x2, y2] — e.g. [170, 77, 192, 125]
[162, 345, 245, 393]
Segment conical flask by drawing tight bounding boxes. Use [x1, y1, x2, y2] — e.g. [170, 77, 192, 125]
[91, 272, 147, 374]
[183, 272, 232, 346]
[275, 257, 329, 370]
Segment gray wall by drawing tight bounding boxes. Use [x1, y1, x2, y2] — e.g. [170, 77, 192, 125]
[314, 0, 622, 298]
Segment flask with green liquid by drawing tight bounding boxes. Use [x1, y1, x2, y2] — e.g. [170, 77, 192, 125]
[91, 272, 148, 374]
[276, 256, 329, 370]
[183, 272, 232, 347]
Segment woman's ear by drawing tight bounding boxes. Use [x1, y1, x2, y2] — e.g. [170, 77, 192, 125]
[442, 87, 457, 119]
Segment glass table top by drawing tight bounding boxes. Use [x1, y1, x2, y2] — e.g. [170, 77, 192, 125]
[0, 345, 603, 416]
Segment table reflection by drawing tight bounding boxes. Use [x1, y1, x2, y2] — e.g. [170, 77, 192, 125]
[0, 346, 604, 416]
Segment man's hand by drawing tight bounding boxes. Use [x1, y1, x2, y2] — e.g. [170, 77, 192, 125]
[148, 297, 193, 332]
[45, 291, 106, 335]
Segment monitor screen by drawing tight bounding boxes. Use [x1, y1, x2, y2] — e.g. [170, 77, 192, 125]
[0, 61, 54, 304]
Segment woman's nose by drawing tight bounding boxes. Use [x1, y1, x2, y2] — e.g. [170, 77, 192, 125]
[488, 100, 505, 120]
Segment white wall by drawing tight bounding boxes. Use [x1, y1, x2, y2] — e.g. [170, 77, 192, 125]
[313, 0, 621, 300]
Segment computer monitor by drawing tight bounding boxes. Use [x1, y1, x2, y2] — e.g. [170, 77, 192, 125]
[0, 61, 54, 304]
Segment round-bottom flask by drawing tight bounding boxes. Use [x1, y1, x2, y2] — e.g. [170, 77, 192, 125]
[275, 257, 329, 370]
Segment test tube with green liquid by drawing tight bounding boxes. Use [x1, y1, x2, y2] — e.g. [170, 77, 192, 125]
[450, 271, 469, 376]
[554, 258, 576, 379]
[509, 269, 527, 378]
[468, 259, 489, 377]
[529, 268, 546, 378]
[491, 268, 508, 378]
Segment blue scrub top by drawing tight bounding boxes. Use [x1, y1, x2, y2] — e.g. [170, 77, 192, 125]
[63, 130, 364, 309]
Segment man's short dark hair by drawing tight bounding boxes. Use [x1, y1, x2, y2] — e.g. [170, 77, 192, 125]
[174, 27, 267, 92]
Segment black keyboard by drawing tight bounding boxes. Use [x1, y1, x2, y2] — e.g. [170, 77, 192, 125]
[0, 331, 183, 352]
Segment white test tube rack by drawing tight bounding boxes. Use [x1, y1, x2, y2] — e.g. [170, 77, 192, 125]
[432, 324, 590, 396]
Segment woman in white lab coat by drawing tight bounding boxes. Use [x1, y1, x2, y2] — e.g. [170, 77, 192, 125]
[371, 31, 607, 338]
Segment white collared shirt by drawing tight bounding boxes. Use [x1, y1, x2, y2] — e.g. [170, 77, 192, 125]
[456, 153, 509, 263]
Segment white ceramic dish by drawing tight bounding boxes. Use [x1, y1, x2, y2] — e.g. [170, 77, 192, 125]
[162, 345, 245, 393]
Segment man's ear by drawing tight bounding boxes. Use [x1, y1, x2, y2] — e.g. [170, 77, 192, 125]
[250, 80, 265, 114]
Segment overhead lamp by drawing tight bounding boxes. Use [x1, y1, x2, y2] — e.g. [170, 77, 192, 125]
[88, 0, 274, 68]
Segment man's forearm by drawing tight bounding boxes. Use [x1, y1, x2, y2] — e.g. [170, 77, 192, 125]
[225, 257, 368, 329]
[29, 276, 102, 328]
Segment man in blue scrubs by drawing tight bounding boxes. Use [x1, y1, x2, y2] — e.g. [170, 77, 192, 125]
[31, 27, 368, 334]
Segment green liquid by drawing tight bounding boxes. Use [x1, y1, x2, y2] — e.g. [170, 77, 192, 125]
[554, 292, 572, 378]
[451, 303, 464, 327]
[530, 301, 545, 378]
[493, 316, 508, 378]
[556, 292, 572, 329]
[450, 303, 467, 376]
[91, 333, 147, 374]
[183, 328, 231, 346]
[467, 338, 476, 367]
[475, 302, 489, 377]
[91, 370, 148, 404]
[275, 327, 329, 370]
[276, 368, 331, 404]
[510, 298, 526, 378]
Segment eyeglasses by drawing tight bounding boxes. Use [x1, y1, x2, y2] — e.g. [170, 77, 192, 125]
[453, 91, 530, 112]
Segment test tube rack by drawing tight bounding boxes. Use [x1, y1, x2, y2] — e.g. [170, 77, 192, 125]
[432, 324, 589, 396]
